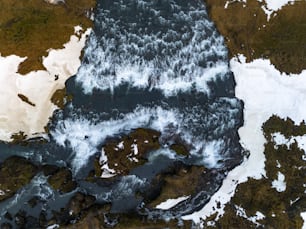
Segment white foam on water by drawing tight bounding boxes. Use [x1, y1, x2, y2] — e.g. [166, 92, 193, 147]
[147, 148, 179, 161]
[0, 174, 55, 217]
[30, 174, 55, 201]
[200, 140, 224, 168]
[97, 175, 147, 201]
[114, 175, 147, 197]
[0, 26, 90, 142]
[76, 0, 229, 96]
[51, 106, 181, 171]
[51, 99, 240, 172]
[0, 191, 24, 217]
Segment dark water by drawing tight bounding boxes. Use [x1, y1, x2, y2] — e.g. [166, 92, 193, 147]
[0, 0, 244, 226]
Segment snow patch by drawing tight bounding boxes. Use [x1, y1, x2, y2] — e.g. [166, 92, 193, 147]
[46, 224, 60, 229]
[225, 0, 298, 21]
[236, 206, 265, 226]
[301, 212, 306, 229]
[117, 141, 124, 150]
[271, 171, 286, 192]
[0, 26, 91, 141]
[183, 55, 306, 223]
[264, 0, 294, 12]
[272, 132, 306, 160]
[261, 0, 297, 20]
[224, 0, 247, 9]
[51, 106, 180, 171]
[131, 143, 139, 155]
[98, 175, 147, 201]
[99, 148, 116, 178]
[52, 101, 239, 172]
[156, 196, 190, 210]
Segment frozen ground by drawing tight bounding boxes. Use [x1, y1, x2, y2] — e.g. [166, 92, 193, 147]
[225, 0, 297, 20]
[0, 27, 90, 141]
[156, 196, 190, 210]
[183, 55, 306, 226]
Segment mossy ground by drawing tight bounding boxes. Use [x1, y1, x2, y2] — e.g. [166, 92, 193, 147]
[17, 94, 36, 107]
[51, 88, 72, 109]
[0, 157, 78, 205]
[59, 199, 193, 229]
[10, 131, 28, 143]
[205, 0, 306, 74]
[204, 116, 306, 228]
[148, 165, 205, 208]
[203, 2, 306, 227]
[0, 156, 38, 201]
[95, 128, 161, 176]
[170, 144, 189, 156]
[47, 167, 76, 193]
[94, 128, 194, 178]
[63, 210, 193, 229]
[0, 0, 95, 74]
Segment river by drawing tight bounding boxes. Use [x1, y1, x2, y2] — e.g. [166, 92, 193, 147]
[0, 0, 244, 227]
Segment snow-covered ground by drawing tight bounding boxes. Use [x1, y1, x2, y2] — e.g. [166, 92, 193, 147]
[302, 212, 306, 229]
[45, 0, 65, 4]
[225, 0, 297, 20]
[261, 0, 296, 20]
[0, 26, 91, 141]
[272, 132, 306, 159]
[264, 0, 295, 12]
[271, 171, 286, 192]
[183, 55, 306, 226]
[155, 196, 190, 210]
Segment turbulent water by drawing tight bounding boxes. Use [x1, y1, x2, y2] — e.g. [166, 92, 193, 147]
[0, 0, 244, 226]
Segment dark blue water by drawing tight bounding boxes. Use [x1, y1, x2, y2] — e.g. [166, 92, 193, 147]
[0, 0, 244, 226]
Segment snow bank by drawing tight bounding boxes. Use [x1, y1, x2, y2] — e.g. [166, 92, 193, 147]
[272, 132, 306, 158]
[271, 171, 286, 192]
[225, 0, 297, 20]
[301, 212, 306, 229]
[264, 0, 295, 12]
[236, 206, 265, 226]
[45, 0, 65, 4]
[0, 26, 91, 141]
[261, 0, 296, 20]
[156, 196, 190, 210]
[183, 55, 306, 223]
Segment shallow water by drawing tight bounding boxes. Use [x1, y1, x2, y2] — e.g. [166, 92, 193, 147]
[0, 0, 244, 226]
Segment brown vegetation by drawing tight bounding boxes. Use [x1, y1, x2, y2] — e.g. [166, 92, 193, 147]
[204, 0, 306, 73]
[204, 116, 306, 228]
[0, 0, 95, 74]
